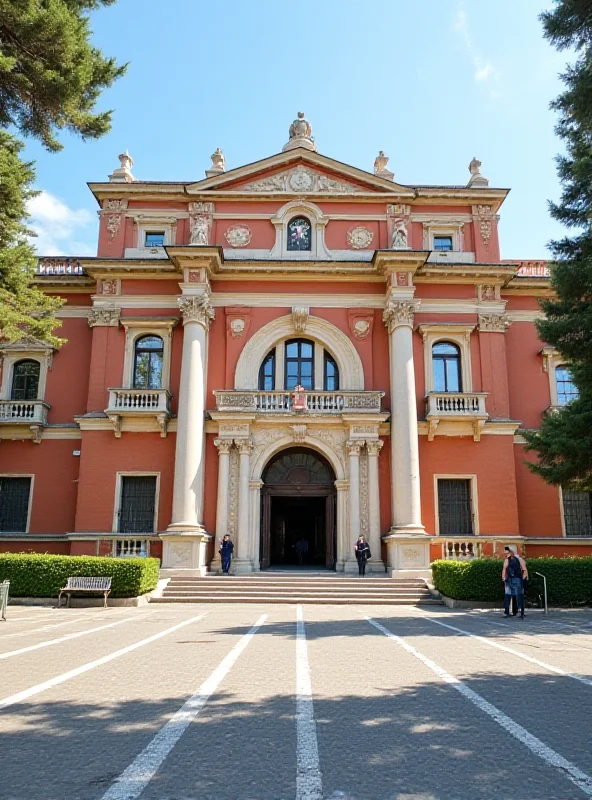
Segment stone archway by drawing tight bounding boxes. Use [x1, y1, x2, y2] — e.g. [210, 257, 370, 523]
[260, 447, 337, 570]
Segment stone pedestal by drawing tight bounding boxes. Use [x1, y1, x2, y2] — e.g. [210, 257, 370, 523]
[382, 533, 431, 579]
[160, 532, 210, 577]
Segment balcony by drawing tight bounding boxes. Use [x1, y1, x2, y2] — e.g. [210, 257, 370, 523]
[35, 257, 85, 276]
[214, 390, 384, 415]
[0, 400, 50, 443]
[105, 389, 172, 437]
[425, 392, 488, 441]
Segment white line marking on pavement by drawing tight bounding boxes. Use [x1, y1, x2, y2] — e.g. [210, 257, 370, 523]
[0, 612, 156, 660]
[99, 614, 267, 800]
[0, 613, 119, 639]
[296, 605, 323, 800]
[366, 616, 592, 797]
[0, 612, 208, 711]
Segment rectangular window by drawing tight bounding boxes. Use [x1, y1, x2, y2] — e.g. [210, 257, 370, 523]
[0, 477, 32, 532]
[433, 235, 453, 251]
[144, 232, 165, 247]
[437, 479, 473, 536]
[118, 476, 157, 534]
[563, 490, 592, 537]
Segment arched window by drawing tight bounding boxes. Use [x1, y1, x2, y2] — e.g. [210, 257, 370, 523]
[11, 360, 40, 401]
[258, 349, 275, 391]
[285, 339, 314, 390]
[287, 217, 312, 251]
[324, 352, 339, 391]
[556, 366, 578, 406]
[133, 335, 164, 389]
[433, 341, 462, 393]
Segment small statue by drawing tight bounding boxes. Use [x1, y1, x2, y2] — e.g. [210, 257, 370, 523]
[467, 156, 489, 187]
[391, 219, 408, 248]
[108, 149, 135, 182]
[283, 112, 316, 152]
[211, 148, 225, 172]
[293, 385, 307, 411]
[374, 150, 394, 179]
[190, 215, 209, 245]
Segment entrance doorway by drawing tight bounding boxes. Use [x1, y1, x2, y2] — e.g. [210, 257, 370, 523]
[260, 448, 336, 570]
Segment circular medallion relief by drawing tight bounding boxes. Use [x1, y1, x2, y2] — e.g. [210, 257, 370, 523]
[289, 167, 315, 192]
[347, 226, 374, 249]
[224, 225, 252, 248]
[353, 319, 370, 338]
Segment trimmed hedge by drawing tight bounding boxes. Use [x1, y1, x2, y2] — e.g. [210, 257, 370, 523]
[0, 553, 160, 598]
[431, 557, 592, 606]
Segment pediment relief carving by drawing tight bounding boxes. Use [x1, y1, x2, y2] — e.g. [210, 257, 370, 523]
[240, 165, 361, 194]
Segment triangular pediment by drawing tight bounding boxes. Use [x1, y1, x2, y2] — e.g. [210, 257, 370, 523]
[0, 336, 55, 354]
[186, 149, 414, 196]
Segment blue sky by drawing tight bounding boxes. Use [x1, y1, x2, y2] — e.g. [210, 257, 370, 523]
[24, 0, 568, 259]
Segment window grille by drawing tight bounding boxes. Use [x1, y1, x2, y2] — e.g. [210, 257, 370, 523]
[0, 477, 31, 532]
[11, 360, 40, 401]
[438, 479, 473, 536]
[563, 491, 592, 537]
[118, 476, 157, 534]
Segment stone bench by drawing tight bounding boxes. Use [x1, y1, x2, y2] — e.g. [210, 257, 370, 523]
[58, 577, 112, 608]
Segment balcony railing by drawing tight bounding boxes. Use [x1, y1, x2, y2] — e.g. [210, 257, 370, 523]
[36, 257, 85, 276]
[425, 392, 488, 441]
[106, 388, 171, 413]
[443, 540, 481, 560]
[0, 400, 49, 425]
[214, 390, 384, 414]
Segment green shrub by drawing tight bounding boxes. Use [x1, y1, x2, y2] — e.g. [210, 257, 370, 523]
[0, 554, 160, 598]
[431, 556, 592, 606]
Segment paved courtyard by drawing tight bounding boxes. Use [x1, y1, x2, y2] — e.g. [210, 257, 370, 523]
[1, 602, 592, 800]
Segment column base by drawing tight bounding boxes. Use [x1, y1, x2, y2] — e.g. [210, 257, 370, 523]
[160, 528, 211, 575]
[231, 558, 255, 576]
[343, 559, 386, 575]
[382, 528, 432, 578]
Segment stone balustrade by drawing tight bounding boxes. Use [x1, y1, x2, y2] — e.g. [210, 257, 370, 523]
[0, 400, 49, 425]
[426, 392, 488, 417]
[443, 539, 482, 560]
[107, 388, 171, 413]
[36, 257, 84, 275]
[114, 538, 149, 558]
[214, 390, 384, 414]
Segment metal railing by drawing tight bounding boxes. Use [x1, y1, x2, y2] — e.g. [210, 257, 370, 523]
[214, 390, 384, 414]
[0, 400, 49, 424]
[0, 580, 9, 620]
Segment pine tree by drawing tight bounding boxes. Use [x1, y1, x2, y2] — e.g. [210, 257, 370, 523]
[0, 0, 126, 344]
[524, 0, 592, 490]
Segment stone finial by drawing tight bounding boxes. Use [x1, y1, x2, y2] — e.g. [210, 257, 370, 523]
[467, 157, 489, 188]
[109, 150, 135, 183]
[374, 150, 394, 180]
[205, 147, 225, 177]
[283, 112, 316, 152]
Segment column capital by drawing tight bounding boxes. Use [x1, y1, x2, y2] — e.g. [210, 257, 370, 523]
[346, 439, 365, 456]
[383, 298, 420, 333]
[366, 439, 384, 457]
[88, 306, 120, 327]
[235, 437, 254, 455]
[214, 438, 233, 455]
[178, 291, 215, 329]
[478, 312, 511, 333]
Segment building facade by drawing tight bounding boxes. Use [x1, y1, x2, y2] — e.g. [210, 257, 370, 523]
[1, 115, 590, 574]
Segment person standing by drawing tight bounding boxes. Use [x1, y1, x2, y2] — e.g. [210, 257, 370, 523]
[502, 546, 528, 618]
[354, 534, 371, 577]
[219, 534, 234, 575]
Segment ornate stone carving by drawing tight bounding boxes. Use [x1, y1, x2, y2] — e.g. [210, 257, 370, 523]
[108, 150, 135, 183]
[346, 439, 365, 457]
[100, 280, 117, 295]
[106, 214, 122, 242]
[219, 423, 250, 437]
[167, 542, 192, 568]
[283, 111, 316, 152]
[383, 299, 419, 333]
[347, 226, 374, 249]
[88, 306, 120, 327]
[478, 313, 511, 333]
[391, 219, 409, 249]
[308, 428, 347, 468]
[353, 319, 370, 339]
[479, 284, 498, 302]
[473, 204, 493, 244]
[374, 151, 394, 180]
[467, 157, 489, 188]
[210, 148, 225, 173]
[214, 438, 233, 455]
[224, 225, 252, 248]
[227, 447, 239, 539]
[292, 306, 309, 334]
[229, 318, 246, 338]
[235, 438, 254, 455]
[366, 439, 384, 457]
[104, 199, 128, 211]
[387, 204, 411, 216]
[188, 270, 202, 283]
[242, 167, 357, 194]
[396, 272, 409, 287]
[359, 450, 369, 539]
[189, 202, 215, 245]
[291, 424, 307, 444]
[178, 293, 215, 329]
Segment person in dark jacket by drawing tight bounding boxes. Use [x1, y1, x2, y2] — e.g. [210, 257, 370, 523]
[354, 534, 371, 577]
[219, 535, 234, 575]
[502, 546, 528, 618]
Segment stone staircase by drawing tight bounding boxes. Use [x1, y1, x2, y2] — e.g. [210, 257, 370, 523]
[151, 573, 441, 605]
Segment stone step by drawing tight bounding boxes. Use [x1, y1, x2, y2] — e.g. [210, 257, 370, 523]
[166, 579, 428, 587]
[152, 595, 442, 605]
[161, 592, 433, 601]
[163, 587, 430, 596]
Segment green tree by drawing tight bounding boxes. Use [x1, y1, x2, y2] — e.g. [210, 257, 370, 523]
[524, 0, 592, 490]
[0, 0, 126, 344]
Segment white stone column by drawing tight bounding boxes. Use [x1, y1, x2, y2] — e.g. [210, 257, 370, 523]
[249, 479, 263, 571]
[382, 297, 430, 576]
[366, 439, 385, 573]
[335, 479, 349, 572]
[234, 438, 254, 574]
[344, 439, 364, 574]
[161, 291, 214, 574]
[210, 438, 232, 573]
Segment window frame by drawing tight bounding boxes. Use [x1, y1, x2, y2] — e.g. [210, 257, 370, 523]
[419, 325, 474, 395]
[112, 471, 160, 534]
[132, 335, 165, 390]
[0, 344, 54, 403]
[323, 351, 340, 391]
[258, 349, 276, 391]
[134, 217, 176, 250]
[286, 216, 313, 252]
[434, 474, 479, 536]
[560, 487, 592, 538]
[432, 341, 462, 393]
[10, 359, 41, 401]
[433, 235, 454, 252]
[284, 338, 315, 391]
[120, 318, 177, 390]
[0, 474, 34, 533]
[144, 231, 166, 248]
[422, 222, 465, 253]
[555, 365, 578, 407]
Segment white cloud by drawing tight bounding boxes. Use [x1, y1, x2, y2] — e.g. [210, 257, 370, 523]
[27, 190, 97, 256]
[453, 7, 501, 94]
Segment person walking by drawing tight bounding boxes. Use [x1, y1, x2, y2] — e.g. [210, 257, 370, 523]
[354, 534, 371, 577]
[295, 536, 309, 565]
[502, 546, 528, 618]
[219, 534, 234, 575]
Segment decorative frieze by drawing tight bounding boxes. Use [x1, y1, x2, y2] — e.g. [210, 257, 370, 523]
[178, 293, 215, 329]
[347, 226, 374, 249]
[382, 299, 419, 333]
[189, 202, 215, 245]
[103, 199, 128, 212]
[243, 165, 358, 194]
[106, 215, 122, 242]
[478, 313, 511, 333]
[224, 225, 252, 248]
[88, 306, 120, 328]
[359, 451, 369, 539]
[472, 204, 493, 244]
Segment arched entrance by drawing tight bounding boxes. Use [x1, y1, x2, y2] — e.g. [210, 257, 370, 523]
[260, 448, 336, 570]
